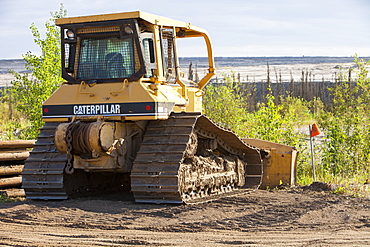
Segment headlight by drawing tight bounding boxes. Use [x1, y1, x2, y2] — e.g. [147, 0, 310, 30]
[66, 29, 75, 39]
[124, 26, 133, 34]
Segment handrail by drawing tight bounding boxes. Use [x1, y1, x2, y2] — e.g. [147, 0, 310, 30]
[197, 32, 215, 91]
[110, 79, 129, 96]
[78, 81, 95, 97]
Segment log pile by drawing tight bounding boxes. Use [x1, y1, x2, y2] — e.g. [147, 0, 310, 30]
[0, 140, 35, 197]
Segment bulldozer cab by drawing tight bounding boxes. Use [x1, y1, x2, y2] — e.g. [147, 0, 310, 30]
[57, 11, 215, 91]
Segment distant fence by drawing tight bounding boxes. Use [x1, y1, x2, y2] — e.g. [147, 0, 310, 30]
[187, 59, 358, 110]
[245, 80, 334, 111]
[207, 80, 344, 111]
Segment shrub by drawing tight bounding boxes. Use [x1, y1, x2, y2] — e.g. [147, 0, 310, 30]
[318, 55, 370, 180]
[7, 5, 66, 139]
[203, 72, 250, 136]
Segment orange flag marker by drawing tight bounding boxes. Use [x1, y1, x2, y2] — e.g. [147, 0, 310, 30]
[309, 123, 320, 181]
[310, 123, 320, 137]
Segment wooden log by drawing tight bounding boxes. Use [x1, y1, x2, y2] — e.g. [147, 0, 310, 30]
[0, 176, 22, 188]
[0, 140, 35, 149]
[0, 165, 23, 176]
[0, 151, 30, 161]
[0, 189, 25, 197]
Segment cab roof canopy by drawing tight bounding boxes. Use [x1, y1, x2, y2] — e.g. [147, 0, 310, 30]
[55, 11, 208, 37]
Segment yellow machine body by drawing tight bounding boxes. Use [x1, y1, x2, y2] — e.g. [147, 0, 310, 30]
[22, 11, 291, 203]
[39, 11, 216, 175]
[43, 11, 214, 122]
[43, 81, 202, 122]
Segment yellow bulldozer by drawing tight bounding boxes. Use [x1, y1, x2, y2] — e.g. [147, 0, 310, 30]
[22, 11, 297, 203]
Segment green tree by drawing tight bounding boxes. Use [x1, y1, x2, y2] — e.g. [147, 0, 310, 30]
[9, 5, 66, 139]
[203, 72, 249, 136]
[319, 55, 370, 180]
[203, 77, 311, 184]
[203, 73, 307, 146]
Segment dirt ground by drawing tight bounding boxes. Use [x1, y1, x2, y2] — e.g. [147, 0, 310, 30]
[0, 185, 370, 247]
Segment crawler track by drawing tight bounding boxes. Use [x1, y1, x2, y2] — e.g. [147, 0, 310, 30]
[23, 114, 263, 203]
[22, 122, 68, 199]
[131, 114, 263, 204]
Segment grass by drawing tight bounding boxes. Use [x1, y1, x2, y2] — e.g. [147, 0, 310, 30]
[0, 194, 20, 203]
[331, 182, 370, 198]
[0, 102, 31, 140]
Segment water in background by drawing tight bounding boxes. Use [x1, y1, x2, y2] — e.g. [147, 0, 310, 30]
[0, 59, 30, 74]
[179, 56, 370, 68]
[1, 57, 368, 106]
[1, 57, 369, 74]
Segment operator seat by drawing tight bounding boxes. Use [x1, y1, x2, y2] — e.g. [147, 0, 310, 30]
[105, 52, 126, 78]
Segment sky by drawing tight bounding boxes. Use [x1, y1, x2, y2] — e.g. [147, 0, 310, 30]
[1, 0, 370, 58]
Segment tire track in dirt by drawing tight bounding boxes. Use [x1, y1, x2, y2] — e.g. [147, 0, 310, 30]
[0, 189, 370, 246]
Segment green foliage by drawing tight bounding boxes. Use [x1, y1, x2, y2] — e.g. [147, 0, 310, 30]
[0, 194, 21, 203]
[204, 73, 311, 185]
[7, 5, 66, 139]
[246, 93, 295, 144]
[318, 55, 370, 179]
[204, 73, 309, 148]
[245, 91, 308, 148]
[202, 56, 370, 186]
[203, 72, 250, 136]
[331, 181, 369, 198]
[246, 92, 312, 185]
[0, 90, 31, 140]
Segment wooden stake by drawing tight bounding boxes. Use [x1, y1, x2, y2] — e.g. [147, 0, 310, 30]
[309, 125, 317, 181]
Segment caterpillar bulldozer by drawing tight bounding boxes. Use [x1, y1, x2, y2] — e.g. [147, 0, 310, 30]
[22, 11, 265, 204]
